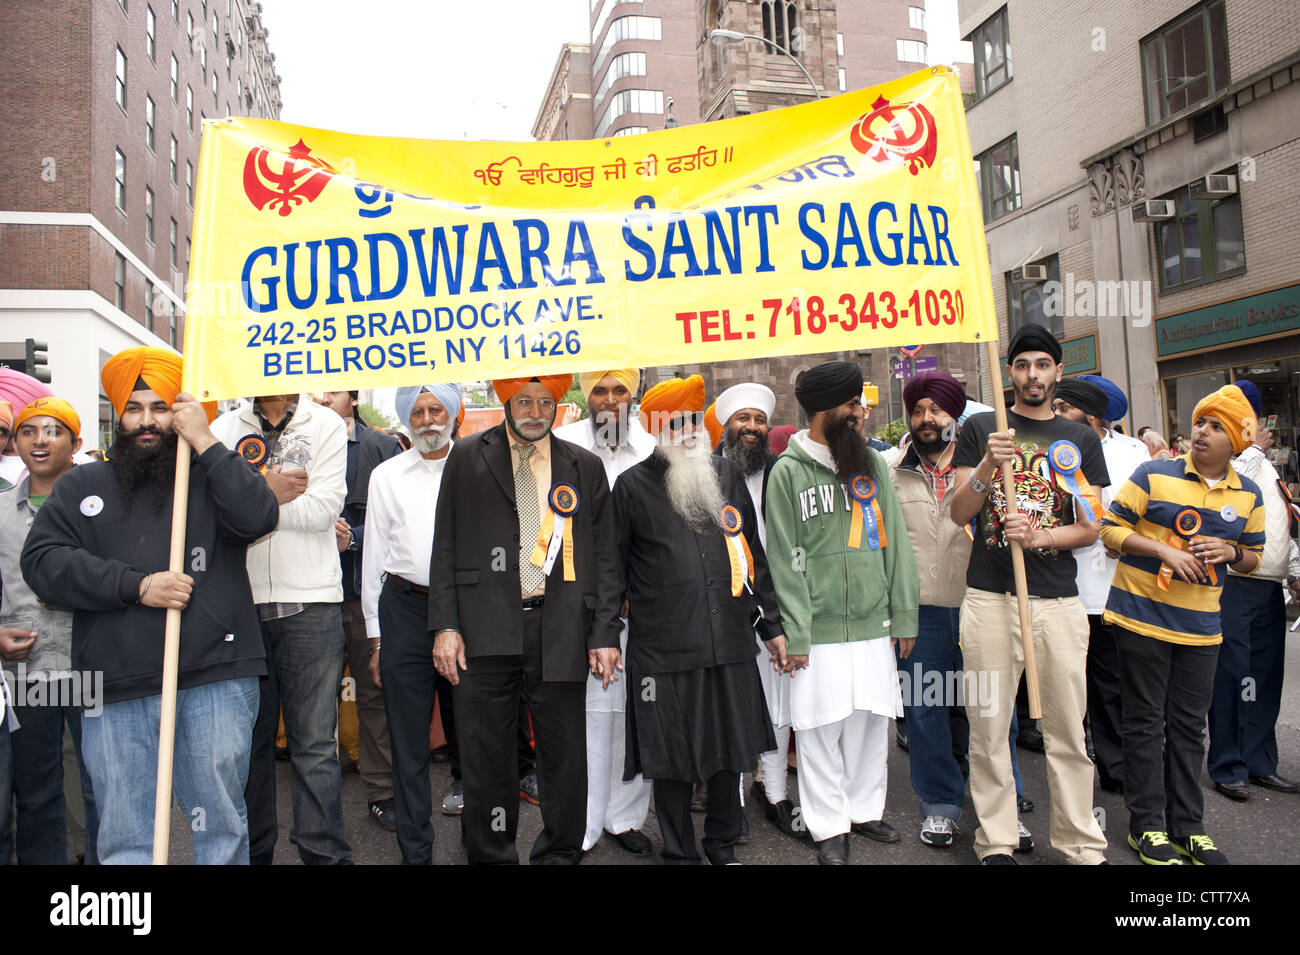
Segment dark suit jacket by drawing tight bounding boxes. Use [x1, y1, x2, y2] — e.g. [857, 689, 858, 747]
[427, 423, 623, 683]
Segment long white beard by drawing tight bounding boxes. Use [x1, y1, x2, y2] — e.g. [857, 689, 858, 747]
[661, 443, 723, 532]
[411, 424, 449, 454]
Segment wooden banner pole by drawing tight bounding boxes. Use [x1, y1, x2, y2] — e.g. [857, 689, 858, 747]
[151, 437, 191, 864]
[984, 340, 1042, 720]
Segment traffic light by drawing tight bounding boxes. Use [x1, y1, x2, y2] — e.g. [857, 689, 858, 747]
[25, 339, 50, 383]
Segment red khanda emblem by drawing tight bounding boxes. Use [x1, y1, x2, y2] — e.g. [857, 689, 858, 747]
[243, 139, 337, 216]
[849, 95, 938, 175]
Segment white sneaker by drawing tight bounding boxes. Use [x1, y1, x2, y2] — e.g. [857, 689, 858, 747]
[920, 815, 956, 847]
[1016, 819, 1034, 853]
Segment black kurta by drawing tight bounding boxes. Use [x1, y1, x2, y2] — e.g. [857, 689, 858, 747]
[613, 451, 782, 782]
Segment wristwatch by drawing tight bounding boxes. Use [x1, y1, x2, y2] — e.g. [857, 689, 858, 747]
[970, 473, 990, 495]
[1231, 544, 1244, 565]
[346, 531, 358, 552]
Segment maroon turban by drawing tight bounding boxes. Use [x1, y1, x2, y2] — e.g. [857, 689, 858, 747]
[903, 371, 965, 421]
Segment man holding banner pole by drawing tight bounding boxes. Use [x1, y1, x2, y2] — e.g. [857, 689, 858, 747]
[950, 326, 1110, 864]
[21, 348, 278, 864]
[428, 374, 623, 865]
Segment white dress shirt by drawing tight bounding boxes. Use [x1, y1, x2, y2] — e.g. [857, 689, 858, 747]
[361, 444, 453, 638]
[1074, 428, 1152, 614]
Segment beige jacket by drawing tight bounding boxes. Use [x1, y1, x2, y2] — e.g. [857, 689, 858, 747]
[891, 444, 971, 608]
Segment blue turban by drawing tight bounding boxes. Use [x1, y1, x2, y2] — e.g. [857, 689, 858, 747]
[1076, 374, 1128, 423]
[958, 399, 993, 426]
[1232, 379, 1263, 418]
[395, 383, 462, 426]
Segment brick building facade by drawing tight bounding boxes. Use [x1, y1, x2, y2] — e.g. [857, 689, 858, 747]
[961, 0, 1300, 482]
[534, 0, 978, 433]
[0, 0, 282, 448]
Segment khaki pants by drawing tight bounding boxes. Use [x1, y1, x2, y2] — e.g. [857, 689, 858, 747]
[960, 588, 1107, 864]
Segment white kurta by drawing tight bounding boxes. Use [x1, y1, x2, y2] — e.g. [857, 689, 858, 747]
[789, 639, 902, 731]
[554, 415, 656, 847]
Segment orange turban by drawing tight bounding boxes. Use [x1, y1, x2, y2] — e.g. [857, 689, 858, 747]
[1192, 384, 1257, 454]
[100, 347, 217, 422]
[0, 400, 11, 431]
[15, 396, 81, 437]
[703, 401, 722, 447]
[578, 369, 640, 400]
[639, 375, 706, 435]
[492, 374, 573, 406]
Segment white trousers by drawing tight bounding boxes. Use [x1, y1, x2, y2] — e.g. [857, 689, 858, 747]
[582, 709, 652, 850]
[757, 723, 792, 803]
[794, 710, 889, 843]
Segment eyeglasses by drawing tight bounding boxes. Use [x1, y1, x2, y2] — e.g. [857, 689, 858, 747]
[666, 412, 705, 431]
[512, 397, 556, 413]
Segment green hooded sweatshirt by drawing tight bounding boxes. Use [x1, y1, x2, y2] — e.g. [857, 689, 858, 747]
[765, 433, 919, 656]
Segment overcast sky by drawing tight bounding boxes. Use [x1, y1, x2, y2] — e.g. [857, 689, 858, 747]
[258, 0, 968, 143]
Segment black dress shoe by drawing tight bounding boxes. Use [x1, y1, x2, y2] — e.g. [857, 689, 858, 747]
[1017, 723, 1045, 753]
[705, 846, 742, 865]
[1018, 797, 1035, 814]
[767, 800, 810, 840]
[851, 820, 900, 843]
[1214, 780, 1250, 801]
[737, 813, 750, 845]
[606, 828, 653, 855]
[817, 833, 849, 865]
[1249, 773, 1299, 793]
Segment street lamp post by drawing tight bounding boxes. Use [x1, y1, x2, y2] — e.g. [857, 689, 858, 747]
[709, 28, 822, 100]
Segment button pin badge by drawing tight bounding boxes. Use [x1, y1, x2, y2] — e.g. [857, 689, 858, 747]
[80, 495, 104, 517]
[1220, 505, 1238, 523]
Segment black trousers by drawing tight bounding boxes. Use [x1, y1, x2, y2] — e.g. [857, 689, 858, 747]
[437, 670, 536, 782]
[452, 608, 585, 865]
[1086, 614, 1126, 790]
[653, 772, 742, 864]
[1208, 576, 1286, 782]
[1116, 626, 1218, 839]
[379, 584, 439, 864]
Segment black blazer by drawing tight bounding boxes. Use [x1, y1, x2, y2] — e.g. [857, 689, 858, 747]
[712, 442, 780, 506]
[427, 423, 623, 682]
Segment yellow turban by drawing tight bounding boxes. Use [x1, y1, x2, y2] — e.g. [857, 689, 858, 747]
[100, 346, 217, 422]
[15, 396, 81, 437]
[639, 375, 706, 436]
[578, 369, 640, 401]
[703, 401, 722, 448]
[1192, 384, 1257, 454]
[492, 374, 573, 406]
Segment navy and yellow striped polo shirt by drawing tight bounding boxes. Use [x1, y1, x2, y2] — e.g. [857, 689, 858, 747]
[1101, 454, 1264, 646]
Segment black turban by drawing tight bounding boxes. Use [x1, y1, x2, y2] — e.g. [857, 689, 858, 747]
[1007, 323, 1062, 364]
[903, 371, 966, 420]
[1054, 378, 1109, 421]
[795, 361, 863, 414]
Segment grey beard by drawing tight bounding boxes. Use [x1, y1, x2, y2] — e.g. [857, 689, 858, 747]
[411, 425, 449, 454]
[660, 444, 724, 533]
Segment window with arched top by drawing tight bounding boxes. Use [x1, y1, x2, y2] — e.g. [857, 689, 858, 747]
[761, 1, 800, 56]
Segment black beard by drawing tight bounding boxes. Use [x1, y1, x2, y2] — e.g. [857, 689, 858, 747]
[723, 427, 769, 476]
[589, 410, 627, 449]
[824, 413, 874, 484]
[109, 425, 178, 512]
[909, 426, 949, 457]
[1017, 382, 1054, 407]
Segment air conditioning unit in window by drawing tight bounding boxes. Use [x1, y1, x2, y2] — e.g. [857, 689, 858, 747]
[1017, 263, 1049, 282]
[1190, 174, 1238, 198]
[1132, 199, 1176, 222]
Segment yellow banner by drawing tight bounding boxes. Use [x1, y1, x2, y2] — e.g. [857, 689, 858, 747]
[182, 66, 996, 400]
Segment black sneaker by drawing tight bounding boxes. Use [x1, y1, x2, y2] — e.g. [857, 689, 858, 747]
[1127, 831, 1183, 865]
[1172, 834, 1228, 866]
[369, 799, 397, 832]
[980, 853, 1017, 865]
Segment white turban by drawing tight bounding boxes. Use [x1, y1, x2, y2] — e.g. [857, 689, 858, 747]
[715, 383, 775, 427]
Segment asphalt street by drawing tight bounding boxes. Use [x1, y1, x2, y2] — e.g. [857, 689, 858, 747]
[164, 640, 1300, 865]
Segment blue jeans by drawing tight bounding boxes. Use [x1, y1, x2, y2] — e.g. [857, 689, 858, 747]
[10, 681, 99, 864]
[897, 606, 1025, 822]
[245, 603, 351, 864]
[80, 677, 259, 864]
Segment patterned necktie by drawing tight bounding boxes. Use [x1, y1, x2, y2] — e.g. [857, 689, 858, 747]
[515, 443, 545, 593]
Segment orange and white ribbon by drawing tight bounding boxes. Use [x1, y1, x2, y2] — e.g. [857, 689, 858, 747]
[721, 504, 754, 597]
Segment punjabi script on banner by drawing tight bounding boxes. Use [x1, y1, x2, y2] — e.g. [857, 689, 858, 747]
[182, 66, 997, 401]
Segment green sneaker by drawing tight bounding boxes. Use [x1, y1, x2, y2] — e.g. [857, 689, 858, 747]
[1172, 834, 1229, 866]
[1127, 831, 1183, 865]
